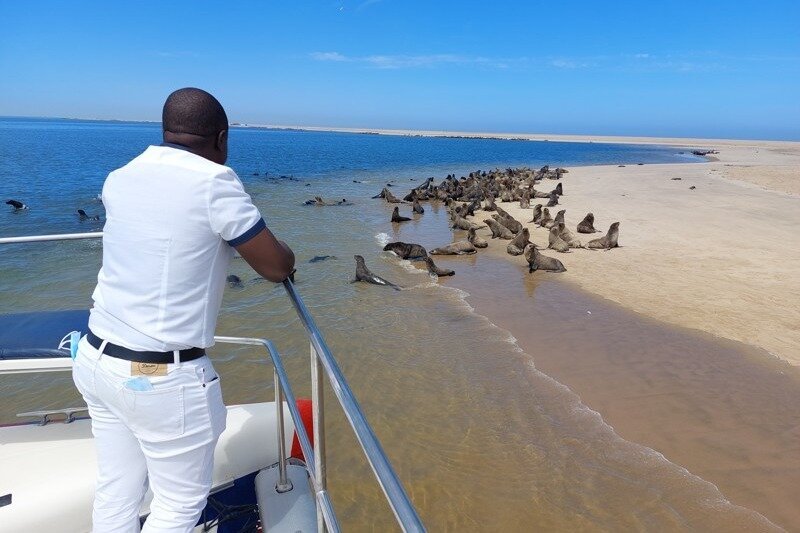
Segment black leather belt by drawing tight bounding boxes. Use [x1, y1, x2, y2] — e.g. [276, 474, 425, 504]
[86, 331, 205, 364]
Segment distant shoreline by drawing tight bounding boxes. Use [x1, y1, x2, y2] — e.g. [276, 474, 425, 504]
[3, 116, 798, 146]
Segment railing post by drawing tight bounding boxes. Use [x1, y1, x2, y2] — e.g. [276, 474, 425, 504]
[274, 368, 292, 493]
[311, 341, 327, 533]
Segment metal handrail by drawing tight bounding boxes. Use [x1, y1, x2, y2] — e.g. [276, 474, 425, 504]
[0, 232, 425, 532]
[283, 280, 425, 532]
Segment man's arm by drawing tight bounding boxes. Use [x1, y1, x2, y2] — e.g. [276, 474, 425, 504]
[235, 227, 295, 282]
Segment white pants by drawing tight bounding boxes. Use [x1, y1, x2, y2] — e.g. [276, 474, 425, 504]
[72, 336, 227, 533]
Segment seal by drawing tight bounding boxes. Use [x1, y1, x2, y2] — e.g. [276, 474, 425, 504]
[6, 199, 28, 211]
[493, 214, 522, 234]
[524, 244, 566, 273]
[424, 257, 455, 276]
[226, 274, 244, 288]
[537, 207, 554, 228]
[483, 218, 514, 239]
[483, 194, 497, 211]
[548, 225, 571, 253]
[552, 209, 566, 227]
[391, 206, 412, 223]
[587, 222, 620, 250]
[507, 227, 531, 256]
[552, 183, 563, 196]
[577, 212, 600, 234]
[557, 223, 583, 248]
[353, 255, 401, 290]
[451, 215, 482, 231]
[77, 209, 101, 221]
[383, 241, 428, 260]
[309, 255, 338, 263]
[412, 198, 425, 214]
[546, 192, 559, 207]
[468, 227, 488, 248]
[429, 241, 477, 255]
[530, 204, 543, 224]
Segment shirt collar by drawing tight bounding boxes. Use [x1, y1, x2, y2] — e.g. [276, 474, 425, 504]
[159, 142, 193, 152]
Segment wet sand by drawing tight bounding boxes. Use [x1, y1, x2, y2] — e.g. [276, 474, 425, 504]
[430, 257, 800, 530]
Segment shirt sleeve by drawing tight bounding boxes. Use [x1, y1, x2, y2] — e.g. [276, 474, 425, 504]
[208, 170, 266, 247]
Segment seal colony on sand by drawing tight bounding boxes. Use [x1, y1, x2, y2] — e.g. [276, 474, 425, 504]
[368, 164, 622, 279]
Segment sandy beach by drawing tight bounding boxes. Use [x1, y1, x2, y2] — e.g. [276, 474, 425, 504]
[456, 140, 800, 366]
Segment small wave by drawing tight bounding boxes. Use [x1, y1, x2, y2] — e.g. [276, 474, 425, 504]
[374, 232, 391, 247]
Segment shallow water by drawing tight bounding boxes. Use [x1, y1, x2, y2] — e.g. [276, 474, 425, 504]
[1, 119, 794, 531]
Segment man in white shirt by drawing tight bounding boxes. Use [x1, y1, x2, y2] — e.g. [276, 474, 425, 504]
[72, 88, 295, 532]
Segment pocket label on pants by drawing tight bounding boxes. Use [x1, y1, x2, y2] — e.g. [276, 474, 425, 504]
[131, 362, 167, 376]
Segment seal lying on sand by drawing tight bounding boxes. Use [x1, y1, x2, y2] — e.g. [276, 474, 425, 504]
[77, 209, 101, 221]
[525, 244, 566, 273]
[429, 241, 477, 255]
[468, 228, 488, 248]
[494, 214, 522, 234]
[353, 255, 401, 290]
[484, 218, 514, 239]
[424, 257, 455, 277]
[451, 215, 482, 231]
[383, 241, 428, 260]
[587, 222, 620, 250]
[548, 225, 571, 253]
[577, 213, 600, 233]
[546, 192, 559, 207]
[507, 227, 531, 256]
[391, 206, 412, 223]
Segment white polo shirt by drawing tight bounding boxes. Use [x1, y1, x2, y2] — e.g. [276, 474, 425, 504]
[88, 144, 265, 351]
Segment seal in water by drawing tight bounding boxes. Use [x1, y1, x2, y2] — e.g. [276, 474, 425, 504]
[524, 244, 566, 273]
[309, 255, 338, 263]
[77, 209, 100, 221]
[587, 222, 620, 250]
[548, 225, 571, 253]
[353, 255, 401, 290]
[429, 241, 477, 255]
[537, 207, 554, 228]
[577, 212, 600, 233]
[6, 199, 28, 211]
[226, 274, 244, 288]
[391, 206, 412, 223]
[468, 227, 488, 248]
[530, 204, 543, 224]
[507, 227, 531, 256]
[484, 218, 514, 239]
[383, 242, 428, 260]
[424, 257, 455, 277]
[412, 198, 425, 214]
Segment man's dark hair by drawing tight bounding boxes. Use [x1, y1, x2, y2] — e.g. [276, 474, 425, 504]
[162, 88, 228, 137]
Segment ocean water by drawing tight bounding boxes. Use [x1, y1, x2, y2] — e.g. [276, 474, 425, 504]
[1, 118, 783, 531]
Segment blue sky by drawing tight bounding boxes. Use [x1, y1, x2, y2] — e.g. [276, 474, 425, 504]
[1, 1, 798, 139]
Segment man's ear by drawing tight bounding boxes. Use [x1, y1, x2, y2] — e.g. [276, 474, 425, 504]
[216, 129, 228, 151]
